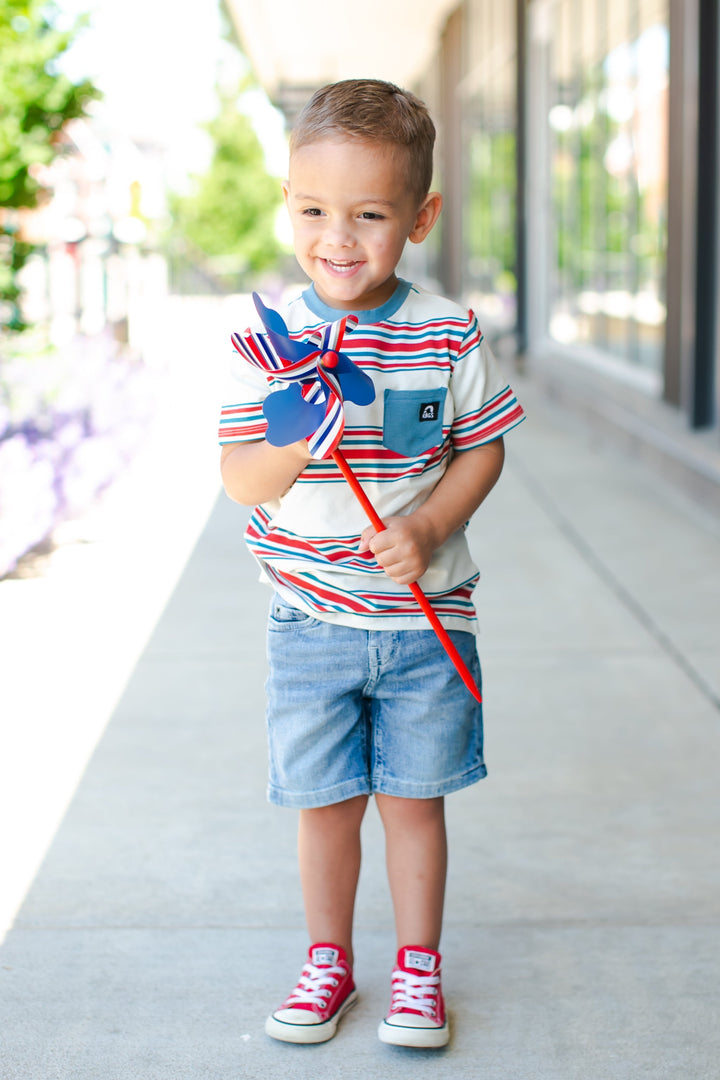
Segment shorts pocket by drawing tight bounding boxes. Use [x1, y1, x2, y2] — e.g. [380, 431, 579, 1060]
[268, 596, 319, 631]
[382, 388, 448, 457]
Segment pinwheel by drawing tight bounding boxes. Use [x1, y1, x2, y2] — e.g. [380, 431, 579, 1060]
[231, 293, 482, 704]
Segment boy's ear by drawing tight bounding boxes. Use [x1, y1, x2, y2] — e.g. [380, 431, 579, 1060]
[408, 191, 443, 244]
[281, 179, 291, 207]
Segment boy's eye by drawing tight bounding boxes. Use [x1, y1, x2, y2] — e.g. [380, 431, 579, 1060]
[360, 211, 384, 220]
[301, 207, 323, 217]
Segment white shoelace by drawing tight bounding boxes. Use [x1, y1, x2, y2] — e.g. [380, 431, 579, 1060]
[390, 969, 440, 1017]
[285, 963, 345, 1008]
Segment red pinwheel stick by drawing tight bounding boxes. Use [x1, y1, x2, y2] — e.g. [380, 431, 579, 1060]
[331, 449, 482, 704]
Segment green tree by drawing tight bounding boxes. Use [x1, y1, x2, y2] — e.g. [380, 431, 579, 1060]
[169, 84, 283, 290]
[0, 0, 99, 331]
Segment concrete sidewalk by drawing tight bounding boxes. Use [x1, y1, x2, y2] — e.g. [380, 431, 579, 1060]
[1, 375, 719, 1079]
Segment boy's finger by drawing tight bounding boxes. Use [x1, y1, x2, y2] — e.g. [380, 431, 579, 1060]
[357, 526, 376, 552]
[368, 529, 394, 554]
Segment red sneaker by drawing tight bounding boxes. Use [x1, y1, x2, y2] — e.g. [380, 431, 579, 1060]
[378, 946, 449, 1048]
[265, 943, 358, 1044]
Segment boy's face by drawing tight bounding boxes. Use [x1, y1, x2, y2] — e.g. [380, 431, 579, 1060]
[283, 137, 441, 311]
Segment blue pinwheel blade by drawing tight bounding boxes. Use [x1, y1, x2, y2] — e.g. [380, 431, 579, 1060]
[266, 327, 319, 364]
[333, 354, 376, 405]
[263, 384, 327, 447]
[253, 292, 289, 337]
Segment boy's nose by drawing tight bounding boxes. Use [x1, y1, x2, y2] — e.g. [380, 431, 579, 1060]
[322, 221, 355, 247]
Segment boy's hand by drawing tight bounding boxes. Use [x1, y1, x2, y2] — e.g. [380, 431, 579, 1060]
[355, 441, 506, 585]
[358, 514, 437, 585]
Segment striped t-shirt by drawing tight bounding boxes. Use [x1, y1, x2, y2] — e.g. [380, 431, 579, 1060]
[219, 279, 525, 632]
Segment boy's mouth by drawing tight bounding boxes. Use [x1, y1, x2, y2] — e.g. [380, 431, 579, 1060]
[323, 258, 363, 275]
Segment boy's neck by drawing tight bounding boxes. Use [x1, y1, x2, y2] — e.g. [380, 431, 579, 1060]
[303, 278, 412, 324]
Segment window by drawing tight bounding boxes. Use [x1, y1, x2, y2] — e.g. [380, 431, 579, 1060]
[548, 0, 669, 376]
[463, 0, 518, 339]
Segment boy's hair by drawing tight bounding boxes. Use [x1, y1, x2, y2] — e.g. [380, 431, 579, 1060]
[290, 79, 436, 202]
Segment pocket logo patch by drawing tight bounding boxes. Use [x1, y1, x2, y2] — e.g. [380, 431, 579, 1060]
[419, 401, 440, 422]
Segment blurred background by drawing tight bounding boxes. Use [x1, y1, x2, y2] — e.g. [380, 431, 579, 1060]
[0, 0, 718, 579]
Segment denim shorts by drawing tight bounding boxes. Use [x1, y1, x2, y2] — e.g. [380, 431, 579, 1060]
[265, 594, 486, 808]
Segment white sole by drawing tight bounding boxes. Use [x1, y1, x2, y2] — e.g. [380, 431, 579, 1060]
[378, 1017, 450, 1048]
[265, 990, 359, 1044]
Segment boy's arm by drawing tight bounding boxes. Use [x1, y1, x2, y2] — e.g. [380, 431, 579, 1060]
[220, 439, 313, 506]
[358, 438, 505, 585]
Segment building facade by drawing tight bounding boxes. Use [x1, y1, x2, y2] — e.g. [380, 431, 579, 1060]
[425, 0, 719, 506]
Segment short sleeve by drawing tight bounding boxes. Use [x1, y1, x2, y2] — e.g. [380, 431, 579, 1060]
[218, 351, 270, 445]
[450, 313, 525, 450]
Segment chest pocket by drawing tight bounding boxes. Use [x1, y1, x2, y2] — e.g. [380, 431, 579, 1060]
[382, 387, 448, 458]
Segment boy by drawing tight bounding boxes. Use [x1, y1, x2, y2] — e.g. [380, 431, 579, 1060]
[219, 79, 524, 1048]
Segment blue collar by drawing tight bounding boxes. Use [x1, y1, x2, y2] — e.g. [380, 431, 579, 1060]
[302, 279, 412, 324]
